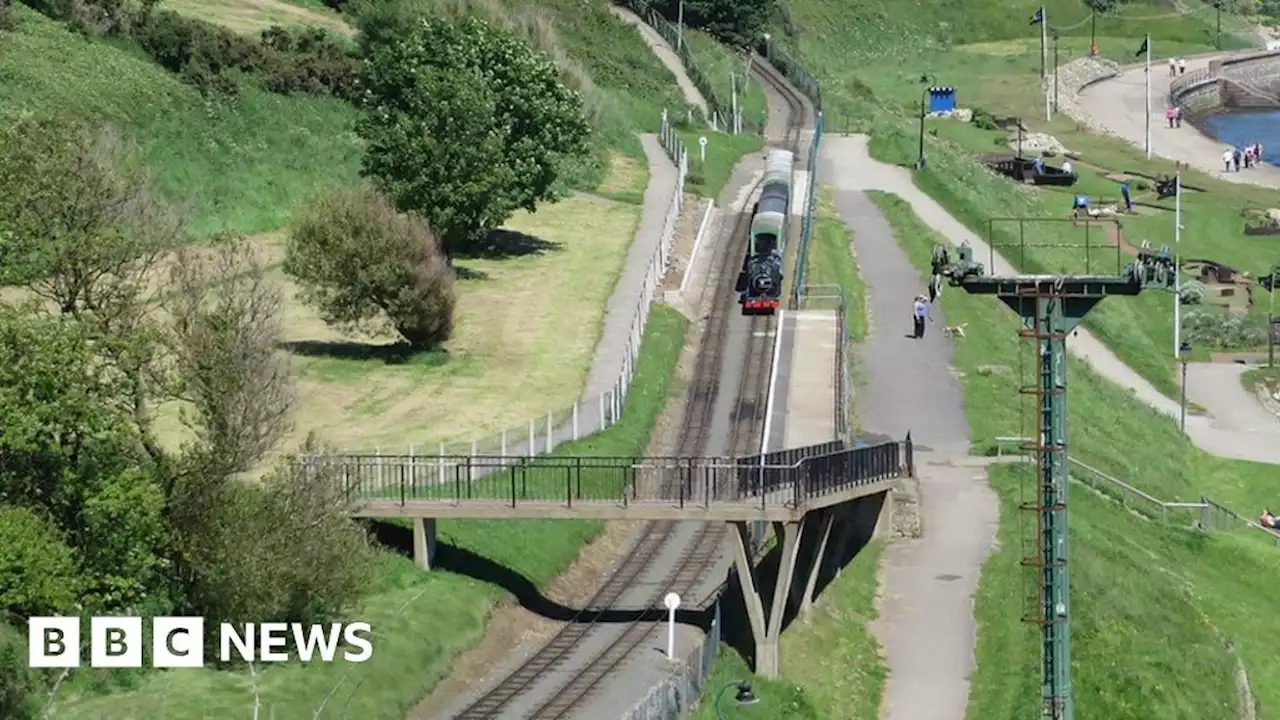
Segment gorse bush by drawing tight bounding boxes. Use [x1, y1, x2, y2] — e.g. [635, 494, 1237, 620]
[133, 10, 359, 99]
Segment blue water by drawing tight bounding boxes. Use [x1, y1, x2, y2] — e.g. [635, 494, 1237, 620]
[1203, 109, 1280, 165]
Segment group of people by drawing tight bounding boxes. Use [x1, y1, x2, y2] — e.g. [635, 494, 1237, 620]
[1168, 56, 1188, 77]
[1260, 509, 1279, 530]
[1222, 143, 1266, 172]
[1164, 105, 1183, 129]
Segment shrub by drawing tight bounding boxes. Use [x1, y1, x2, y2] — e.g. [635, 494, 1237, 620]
[130, 9, 358, 98]
[0, 0, 19, 31]
[286, 184, 456, 349]
[0, 505, 82, 618]
[1183, 308, 1268, 349]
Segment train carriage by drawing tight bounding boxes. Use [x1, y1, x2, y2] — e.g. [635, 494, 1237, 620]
[741, 150, 795, 314]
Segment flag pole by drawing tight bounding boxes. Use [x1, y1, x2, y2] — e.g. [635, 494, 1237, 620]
[1174, 171, 1181, 358]
[1043, 8, 1051, 122]
[1145, 34, 1152, 159]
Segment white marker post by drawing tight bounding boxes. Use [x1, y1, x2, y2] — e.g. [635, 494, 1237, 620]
[663, 592, 681, 660]
[699, 136, 708, 164]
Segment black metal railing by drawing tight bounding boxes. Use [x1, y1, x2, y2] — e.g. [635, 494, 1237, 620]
[310, 434, 914, 514]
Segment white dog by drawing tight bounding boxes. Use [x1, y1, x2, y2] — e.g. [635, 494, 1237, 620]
[942, 323, 968, 338]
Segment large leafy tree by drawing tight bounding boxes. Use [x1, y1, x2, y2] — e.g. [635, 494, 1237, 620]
[356, 16, 591, 259]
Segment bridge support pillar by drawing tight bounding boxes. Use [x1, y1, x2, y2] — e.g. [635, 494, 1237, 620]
[413, 517, 438, 571]
[730, 516, 807, 679]
[876, 487, 895, 539]
[798, 508, 834, 617]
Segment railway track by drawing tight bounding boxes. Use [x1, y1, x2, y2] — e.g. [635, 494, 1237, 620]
[450, 51, 812, 720]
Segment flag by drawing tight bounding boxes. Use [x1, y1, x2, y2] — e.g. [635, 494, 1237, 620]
[1262, 274, 1276, 292]
[1135, 37, 1149, 58]
[1029, 7, 1044, 25]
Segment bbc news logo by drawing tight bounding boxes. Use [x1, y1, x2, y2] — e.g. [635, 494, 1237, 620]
[28, 617, 373, 668]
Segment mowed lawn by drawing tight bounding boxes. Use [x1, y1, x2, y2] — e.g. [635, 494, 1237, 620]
[159, 0, 353, 35]
[276, 193, 640, 453]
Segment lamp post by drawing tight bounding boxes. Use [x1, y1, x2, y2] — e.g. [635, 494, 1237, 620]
[1179, 341, 1191, 435]
[714, 681, 760, 719]
[916, 74, 934, 171]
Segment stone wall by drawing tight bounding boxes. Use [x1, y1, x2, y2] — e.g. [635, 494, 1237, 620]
[1053, 56, 1121, 134]
[1171, 50, 1280, 111]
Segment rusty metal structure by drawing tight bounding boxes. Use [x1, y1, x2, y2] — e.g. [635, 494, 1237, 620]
[932, 218, 1177, 720]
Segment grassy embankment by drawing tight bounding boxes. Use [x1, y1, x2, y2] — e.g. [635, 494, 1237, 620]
[873, 190, 1280, 719]
[3, 1, 734, 714]
[687, 184, 883, 719]
[781, 0, 1276, 400]
[56, 304, 688, 718]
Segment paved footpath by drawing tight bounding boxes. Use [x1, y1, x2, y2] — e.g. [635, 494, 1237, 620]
[609, 6, 710, 118]
[820, 139, 999, 720]
[1073, 52, 1280, 188]
[580, 134, 679, 402]
[823, 134, 1280, 466]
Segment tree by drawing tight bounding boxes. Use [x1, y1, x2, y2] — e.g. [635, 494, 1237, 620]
[174, 446, 373, 644]
[652, 0, 777, 48]
[0, 506, 81, 618]
[0, 116, 184, 463]
[0, 309, 166, 609]
[286, 184, 456, 348]
[166, 236, 294, 477]
[356, 16, 591, 259]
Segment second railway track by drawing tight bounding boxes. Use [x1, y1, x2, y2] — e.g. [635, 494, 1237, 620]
[449, 53, 812, 720]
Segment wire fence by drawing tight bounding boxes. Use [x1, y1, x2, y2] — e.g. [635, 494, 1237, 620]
[993, 437, 1280, 545]
[620, 600, 721, 720]
[351, 112, 686, 461]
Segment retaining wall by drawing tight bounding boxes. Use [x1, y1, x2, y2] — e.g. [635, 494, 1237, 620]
[1171, 50, 1280, 112]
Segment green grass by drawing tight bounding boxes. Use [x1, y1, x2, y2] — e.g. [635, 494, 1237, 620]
[1241, 365, 1280, 394]
[54, 304, 690, 718]
[683, 29, 768, 133]
[871, 189, 1280, 718]
[773, 0, 1272, 399]
[686, 542, 885, 719]
[0, 7, 363, 237]
[804, 185, 869, 342]
[680, 129, 766, 199]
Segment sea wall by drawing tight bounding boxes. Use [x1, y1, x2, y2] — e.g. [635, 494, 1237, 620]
[1171, 50, 1280, 112]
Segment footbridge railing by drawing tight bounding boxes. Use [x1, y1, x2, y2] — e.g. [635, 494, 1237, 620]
[311, 435, 911, 514]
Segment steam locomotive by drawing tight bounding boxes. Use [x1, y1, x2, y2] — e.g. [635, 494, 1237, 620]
[739, 149, 795, 315]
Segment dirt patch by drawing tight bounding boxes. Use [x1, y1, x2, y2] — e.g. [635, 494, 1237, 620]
[161, 0, 354, 36]
[660, 196, 709, 294]
[406, 518, 644, 719]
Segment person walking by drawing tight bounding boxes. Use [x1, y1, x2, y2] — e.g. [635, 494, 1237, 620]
[1178, 57, 1187, 75]
[1173, 105, 1182, 128]
[1168, 57, 1177, 77]
[1245, 145, 1254, 169]
[1223, 147, 1234, 172]
[1234, 147, 1243, 172]
[912, 295, 928, 339]
[1165, 106, 1176, 128]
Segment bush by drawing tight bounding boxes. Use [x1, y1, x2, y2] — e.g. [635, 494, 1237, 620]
[1183, 308, 1268, 349]
[0, 0, 20, 31]
[286, 184, 456, 349]
[0, 505, 82, 618]
[0, 629, 41, 720]
[129, 9, 358, 98]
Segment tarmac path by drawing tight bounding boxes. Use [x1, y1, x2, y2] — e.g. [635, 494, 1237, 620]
[824, 134, 1280, 465]
[821, 131, 1280, 720]
[609, 6, 710, 119]
[820, 137, 998, 720]
[1072, 52, 1280, 188]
